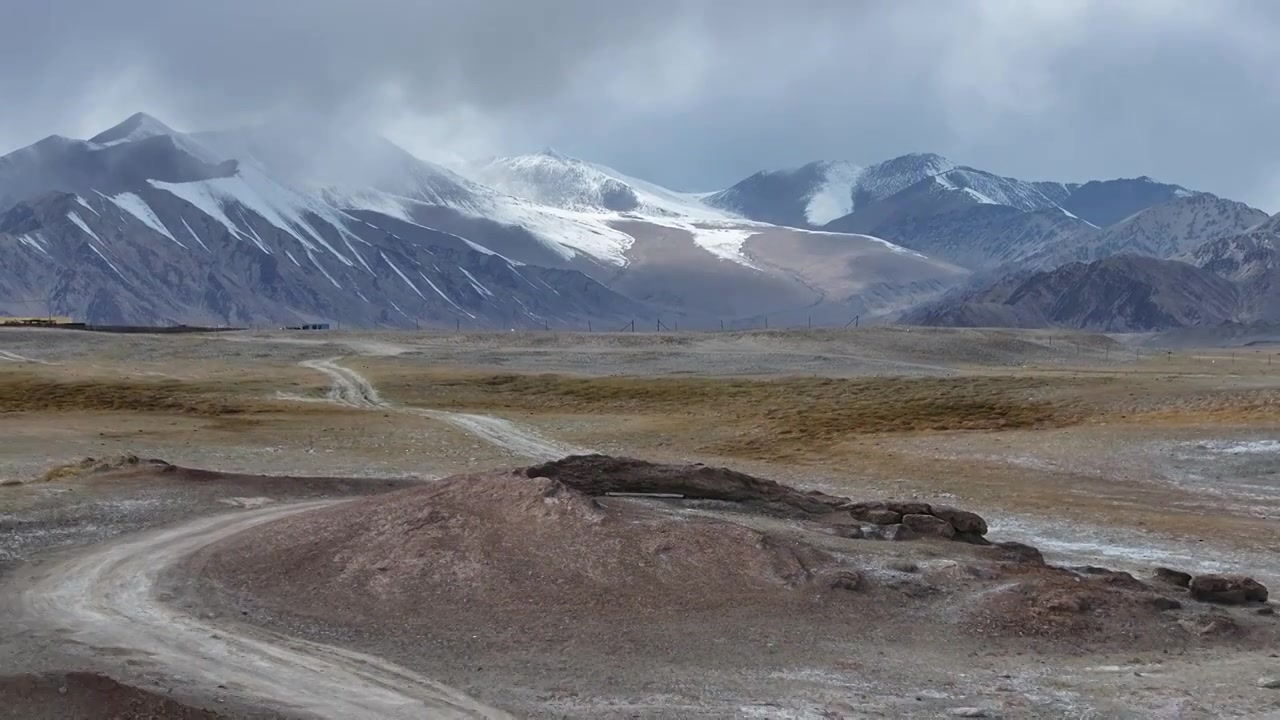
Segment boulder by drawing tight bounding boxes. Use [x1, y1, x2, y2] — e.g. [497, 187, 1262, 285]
[822, 570, 864, 592]
[1073, 567, 1148, 591]
[931, 506, 988, 535]
[901, 513, 957, 539]
[887, 501, 933, 516]
[861, 508, 903, 525]
[1152, 567, 1192, 588]
[1189, 574, 1268, 605]
[872, 524, 919, 541]
[842, 502, 903, 525]
[831, 525, 864, 539]
[991, 542, 1044, 564]
[955, 532, 992, 546]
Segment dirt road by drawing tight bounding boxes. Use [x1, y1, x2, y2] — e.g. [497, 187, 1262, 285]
[16, 501, 510, 720]
[299, 356, 585, 460]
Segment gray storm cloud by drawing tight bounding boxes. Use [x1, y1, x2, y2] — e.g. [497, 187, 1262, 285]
[1, 0, 1277, 209]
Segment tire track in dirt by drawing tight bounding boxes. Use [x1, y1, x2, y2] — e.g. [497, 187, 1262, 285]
[0, 349, 53, 364]
[17, 501, 510, 719]
[298, 357, 585, 461]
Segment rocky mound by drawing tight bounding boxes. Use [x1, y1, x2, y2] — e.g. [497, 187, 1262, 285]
[201, 457, 1274, 661]
[206, 471, 859, 636]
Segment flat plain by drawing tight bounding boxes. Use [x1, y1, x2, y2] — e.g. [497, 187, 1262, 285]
[1, 326, 1278, 719]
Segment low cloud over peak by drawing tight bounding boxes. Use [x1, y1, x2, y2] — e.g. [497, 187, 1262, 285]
[2, 0, 1278, 210]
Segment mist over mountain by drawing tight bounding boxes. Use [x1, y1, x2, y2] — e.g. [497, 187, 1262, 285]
[1, 109, 1275, 332]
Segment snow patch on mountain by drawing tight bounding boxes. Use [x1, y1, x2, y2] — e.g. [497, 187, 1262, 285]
[686, 226, 760, 268]
[15, 233, 50, 256]
[320, 187, 415, 223]
[90, 112, 177, 147]
[106, 192, 185, 248]
[459, 267, 494, 298]
[804, 161, 865, 225]
[87, 244, 126, 279]
[178, 217, 211, 252]
[418, 270, 472, 316]
[799, 229, 927, 258]
[380, 251, 425, 299]
[151, 167, 357, 265]
[66, 212, 101, 243]
[859, 154, 956, 204]
[472, 151, 735, 220]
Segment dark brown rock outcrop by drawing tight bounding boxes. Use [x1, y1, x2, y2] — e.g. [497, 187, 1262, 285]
[526, 455, 848, 515]
[1189, 575, 1269, 605]
[902, 513, 957, 539]
[932, 506, 988, 535]
[1153, 567, 1193, 588]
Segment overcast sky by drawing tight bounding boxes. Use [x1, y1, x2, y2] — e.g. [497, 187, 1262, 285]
[2, 0, 1278, 210]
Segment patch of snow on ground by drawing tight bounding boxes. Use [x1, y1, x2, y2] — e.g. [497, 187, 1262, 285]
[687, 226, 761, 268]
[108, 192, 185, 248]
[1197, 440, 1280, 455]
[793, 228, 929, 258]
[989, 514, 1280, 587]
[804, 162, 864, 225]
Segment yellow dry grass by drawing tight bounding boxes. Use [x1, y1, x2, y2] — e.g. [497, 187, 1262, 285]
[369, 366, 1279, 460]
[0, 371, 290, 416]
[372, 372, 1086, 459]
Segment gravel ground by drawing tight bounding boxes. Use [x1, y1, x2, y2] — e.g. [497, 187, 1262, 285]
[3, 327, 1280, 718]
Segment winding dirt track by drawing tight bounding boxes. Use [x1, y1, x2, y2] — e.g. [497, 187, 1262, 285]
[300, 356, 585, 460]
[18, 501, 510, 720]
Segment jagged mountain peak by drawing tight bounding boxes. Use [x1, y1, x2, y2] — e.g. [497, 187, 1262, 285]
[89, 112, 178, 146]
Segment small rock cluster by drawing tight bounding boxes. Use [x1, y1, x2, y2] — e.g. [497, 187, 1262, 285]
[840, 500, 990, 544]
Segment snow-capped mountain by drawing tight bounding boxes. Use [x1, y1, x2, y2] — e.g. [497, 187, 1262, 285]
[0, 113, 963, 327]
[453, 149, 964, 321]
[0, 115, 646, 327]
[1048, 177, 1196, 228]
[1185, 213, 1280, 323]
[469, 150, 724, 218]
[705, 154, 959, 229]
[1039, 193, 1270, 266]
[707, 154, 1235, 275]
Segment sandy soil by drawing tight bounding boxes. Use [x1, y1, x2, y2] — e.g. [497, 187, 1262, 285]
[2, 326, 1279, 718]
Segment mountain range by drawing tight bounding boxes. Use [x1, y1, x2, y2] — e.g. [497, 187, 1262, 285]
[0, 112, 1275, 331]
